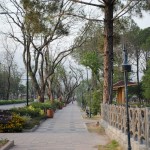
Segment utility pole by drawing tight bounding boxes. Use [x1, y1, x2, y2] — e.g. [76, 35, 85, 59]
[122, 43, 132, 150]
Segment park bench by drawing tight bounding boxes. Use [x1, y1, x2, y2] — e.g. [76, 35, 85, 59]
[0, 110, 12, 124]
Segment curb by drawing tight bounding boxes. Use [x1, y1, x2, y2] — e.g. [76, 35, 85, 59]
[0, 140, 14, 150]
[23, 119, 47, 132]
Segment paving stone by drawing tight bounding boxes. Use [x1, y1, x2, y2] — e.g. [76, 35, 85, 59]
[0, 102, 109, 150]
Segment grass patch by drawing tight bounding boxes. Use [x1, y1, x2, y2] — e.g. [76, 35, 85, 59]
[0, 138, 9, 148]
[97, 140, 122, 150]
[86, 123, 122, 150]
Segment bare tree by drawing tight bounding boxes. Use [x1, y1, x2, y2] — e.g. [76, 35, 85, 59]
[1, 37, 22, 100]
[61, 64, 82, 103]
[0, 0, 87, 102]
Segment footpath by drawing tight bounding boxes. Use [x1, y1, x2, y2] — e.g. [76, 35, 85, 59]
[0, 102, 108, 150]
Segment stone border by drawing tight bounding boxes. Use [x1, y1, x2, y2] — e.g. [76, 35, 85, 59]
[100, 119, 147, 150]
[0, 140, 14, 150]
[23, 118, 47, 132]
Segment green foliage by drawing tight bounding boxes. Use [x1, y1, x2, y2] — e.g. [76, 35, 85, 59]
[72, 22, 103, 79]
[84, 89, 102, 115]
[105, 140, 119, 150]
[48, 100, 63, 111]
[142, 36, 150, 53]
[8, 104, 48, 131]
[142, 61, 150, 99]
[0, 138, 8, 146]
[91, 90, 102, 115]
[128, 84, 143, 99]
[30, 102, 51, 110]
[75, 80, 87, 109]
[0, 113, 25, 133]
[30, 100, 64, 111]
[52, 100, 64, 109]
[81, 51, 102, 76]
[139, 27, 150, 45]
[22, 115, 42, 130]
[10, 106, 43, 118]
[113, 66, 123, 83]
[0, 99, 28, 105]
[0, 63, 22, 100]
[21, 0, 69, 35]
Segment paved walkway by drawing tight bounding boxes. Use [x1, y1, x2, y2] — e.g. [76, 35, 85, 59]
[0, 102, 108, 150]
[0, 103, 27, 110]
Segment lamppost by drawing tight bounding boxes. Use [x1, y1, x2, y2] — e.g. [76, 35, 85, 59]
[86, 67, 92, 118]
[81, 74, 84, 109]
[122, 43, 132, 150]
[26, 49, 29, 106]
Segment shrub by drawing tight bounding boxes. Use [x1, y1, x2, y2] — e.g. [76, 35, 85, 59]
[52, 100, 64, 109]
[0, 113, 25, 132]
[30, 102, 51, 110]
[11, 106, 43, 118]
[0, 138, 9, 147]
[22, 115, 41, 129]
[91, 90, 102, 115]
[0, 99, 33, 105]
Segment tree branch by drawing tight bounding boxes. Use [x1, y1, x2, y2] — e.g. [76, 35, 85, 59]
[113, 0, 140, 20]
[66, 13, 103, 22]
[69, 0, 105, 8]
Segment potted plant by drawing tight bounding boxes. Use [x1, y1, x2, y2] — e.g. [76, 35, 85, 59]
[46, 107, 54, 118]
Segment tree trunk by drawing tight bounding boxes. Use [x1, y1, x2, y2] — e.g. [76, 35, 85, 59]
[39, 93, 45, 103]
[136, 49, 141, 103]
[47, 79, 54, 100]
[103, 1, 114, 104]
[92, 71, 97, 89]
[6, 66, 11, 100]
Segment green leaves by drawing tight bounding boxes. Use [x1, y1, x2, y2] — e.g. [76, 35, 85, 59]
[81, 51, 102, 76]
[21, 0, 68, 35]
[142, 60, 150, 99]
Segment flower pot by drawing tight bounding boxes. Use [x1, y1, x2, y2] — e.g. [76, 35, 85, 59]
[47, 109, 54, 118]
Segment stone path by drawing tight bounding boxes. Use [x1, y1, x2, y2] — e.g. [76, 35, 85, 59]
[0, 102, 109, 150]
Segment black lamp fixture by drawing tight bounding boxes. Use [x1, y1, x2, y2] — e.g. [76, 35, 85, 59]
[122, 43, 132, 150]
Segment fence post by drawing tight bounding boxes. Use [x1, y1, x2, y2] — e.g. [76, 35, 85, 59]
[146, 107, 149, 148]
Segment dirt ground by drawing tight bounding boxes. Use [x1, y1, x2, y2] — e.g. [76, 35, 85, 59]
[82, 113, 123, 150]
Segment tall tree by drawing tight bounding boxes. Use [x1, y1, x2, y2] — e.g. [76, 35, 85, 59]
[142, 60, 150, 100]
[139, 27, 150, 71]
[69, 0, 150, 103]
[72, 22, 103, 90]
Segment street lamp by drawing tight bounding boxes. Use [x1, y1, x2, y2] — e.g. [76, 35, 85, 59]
[26, 50, 29, 106]
[86, 67, 92, 118]
[81, 74, 84, 109]
[122, 43, 132, 150]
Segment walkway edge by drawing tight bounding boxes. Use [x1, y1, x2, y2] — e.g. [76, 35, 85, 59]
[0, 140, 14, 150]
[23, 118, 47, 132]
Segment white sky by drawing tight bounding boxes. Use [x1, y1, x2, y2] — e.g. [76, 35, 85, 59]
[133, 11, 150, 29]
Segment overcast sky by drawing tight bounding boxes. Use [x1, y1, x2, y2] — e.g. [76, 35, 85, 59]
[133, 11, 150, 29]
